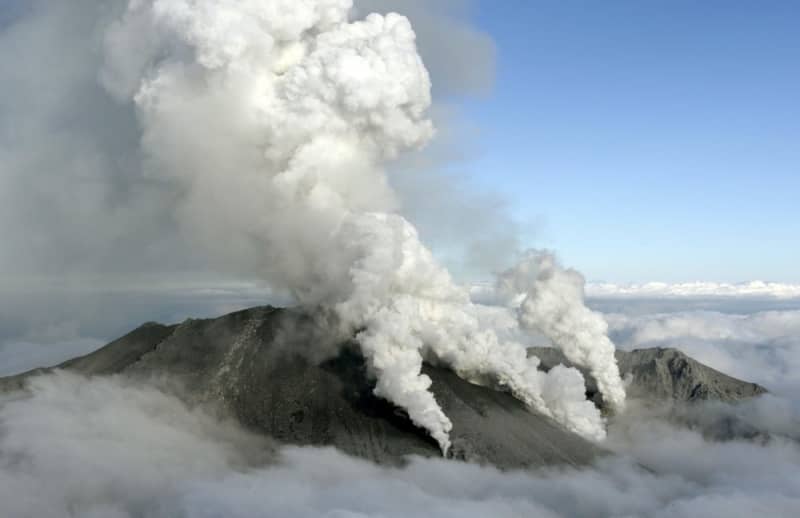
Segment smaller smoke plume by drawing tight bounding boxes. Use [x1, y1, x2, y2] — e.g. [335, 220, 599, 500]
[335, 214, 612, 447]
[498, 251, 627, 412]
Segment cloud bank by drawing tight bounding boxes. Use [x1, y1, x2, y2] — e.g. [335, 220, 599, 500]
[588, 281, 800, 299]
[0, 371, 798, 518]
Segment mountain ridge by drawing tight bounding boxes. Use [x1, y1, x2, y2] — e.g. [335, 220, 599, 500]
[0, 305, 767, 469]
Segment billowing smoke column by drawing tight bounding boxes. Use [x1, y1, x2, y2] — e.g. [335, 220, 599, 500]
[102, 0, 624, 452]
[498, 251, 627, 411]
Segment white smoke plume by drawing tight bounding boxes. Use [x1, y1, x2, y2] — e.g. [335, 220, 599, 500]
[90, 0, 626, 451]
[498, 251, 627, 412]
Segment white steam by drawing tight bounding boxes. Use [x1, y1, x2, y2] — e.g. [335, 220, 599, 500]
[94, 0, 625, 451]
[498, 252, 626, 411]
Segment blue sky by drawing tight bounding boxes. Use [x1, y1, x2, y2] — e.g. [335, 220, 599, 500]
[460, 1, 799, 283]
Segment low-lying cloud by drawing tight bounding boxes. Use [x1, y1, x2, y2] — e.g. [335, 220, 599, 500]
[588, 281, 800, 300]
[1, 371, 798, 518]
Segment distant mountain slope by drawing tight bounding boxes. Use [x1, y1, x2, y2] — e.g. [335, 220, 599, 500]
[530, 346, 767, 407]
[0, 306, 766, 468]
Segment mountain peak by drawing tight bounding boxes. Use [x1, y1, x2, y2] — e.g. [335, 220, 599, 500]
[0, 306, 766, 469]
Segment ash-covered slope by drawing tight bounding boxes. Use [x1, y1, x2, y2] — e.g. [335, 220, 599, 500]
[0, 306, 601, 468]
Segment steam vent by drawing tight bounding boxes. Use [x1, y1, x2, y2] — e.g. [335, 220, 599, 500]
[0, 306, 766, 470]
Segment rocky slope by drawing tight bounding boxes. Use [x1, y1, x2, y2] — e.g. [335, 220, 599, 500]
[530, 346, 767, 408]
[0, 306, 767, 468]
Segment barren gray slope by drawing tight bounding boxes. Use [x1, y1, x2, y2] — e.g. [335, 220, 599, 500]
[0, 306, 601, 469]
[0, 321, 176, 393]
[530, 346, 767, 407]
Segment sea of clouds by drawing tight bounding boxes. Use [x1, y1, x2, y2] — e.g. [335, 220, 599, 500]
[587, 281, 800, 300]
[1, 371, 799, 518]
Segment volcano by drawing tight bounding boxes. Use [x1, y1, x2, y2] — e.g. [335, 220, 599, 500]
[0, 306, 766, 469]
